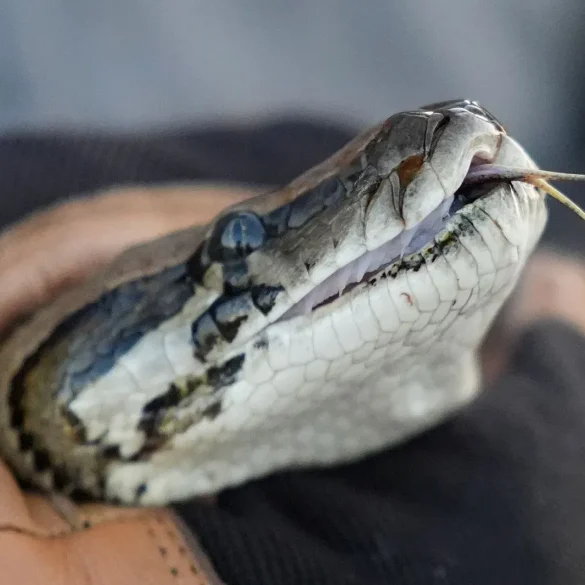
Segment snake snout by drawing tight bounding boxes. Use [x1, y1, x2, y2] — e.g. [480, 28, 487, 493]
[423, 99, 506, 133]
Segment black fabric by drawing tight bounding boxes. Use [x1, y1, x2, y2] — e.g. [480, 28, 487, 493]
[0, 119, 353, 231]
[1, 121, 585, 584]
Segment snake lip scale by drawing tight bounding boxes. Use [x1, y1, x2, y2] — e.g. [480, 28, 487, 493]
[279, 157, 499, 320]
[0, 99, 548, 505]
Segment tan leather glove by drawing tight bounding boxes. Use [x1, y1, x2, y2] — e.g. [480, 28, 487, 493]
[0, 185, 253, 585]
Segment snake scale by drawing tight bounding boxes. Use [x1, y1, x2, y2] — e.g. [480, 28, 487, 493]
[0, 100, 551, 506]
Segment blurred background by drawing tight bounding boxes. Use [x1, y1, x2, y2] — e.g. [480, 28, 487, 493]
[1, 0, 584, 249]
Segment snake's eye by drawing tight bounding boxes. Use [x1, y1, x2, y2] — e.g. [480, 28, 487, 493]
[208, 211, 267, 263]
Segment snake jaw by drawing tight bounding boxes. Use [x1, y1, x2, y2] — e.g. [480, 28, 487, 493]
[277, 129, 547, 326]
[278, 195, 456, 320]
[0, 100, 552, 506]
[277, 155, 512, 322]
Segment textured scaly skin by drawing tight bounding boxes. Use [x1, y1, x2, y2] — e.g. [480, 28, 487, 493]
[0, 100, 547, 505]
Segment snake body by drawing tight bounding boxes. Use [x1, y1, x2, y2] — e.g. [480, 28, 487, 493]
[0, 100, 547, 505]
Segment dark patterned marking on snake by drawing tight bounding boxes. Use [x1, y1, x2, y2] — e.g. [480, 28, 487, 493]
[253, 336, 269, 351]
[191, 313, 222, 361]
[100, 444, 122, 460]
[33, 448, 52, 472]
[223, 260, 251, 294]
[435, 232, 459, 254]
[192, 293, 253, 358]
[140, 383, 183, 420]
[202, 401, 222, 421]
[135, 483, 148, 499]
[52, 464, 73, 491]
[19, 431, 33, 451]
[422, 243, 441, 264]
[402, 253, 424, 273]
[7, 355, 102, 496]
[251, 285, 284, 315]
[137, 383, 185, 440]
[133, 359, 242, 452]
[10, 406, 23, 428]
[8, 364, 27, 429]
[61, 406, 88, 443]
[69, 488, 96, 503]
[134, 428, 159, 454]
[210, 294, 253, 342]
[206, 354, 245, 389]
[186, 245, 209, 285]
[387, 263, 400, 279]
[186, 377, 202, 394]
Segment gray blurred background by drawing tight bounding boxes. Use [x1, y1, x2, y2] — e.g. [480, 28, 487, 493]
[1, 0, 584, 248]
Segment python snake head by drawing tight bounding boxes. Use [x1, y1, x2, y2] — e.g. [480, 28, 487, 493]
[0, 100, 548, 505]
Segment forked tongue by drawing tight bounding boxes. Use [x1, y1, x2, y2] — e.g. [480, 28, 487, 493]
[463, 164, 585, 220]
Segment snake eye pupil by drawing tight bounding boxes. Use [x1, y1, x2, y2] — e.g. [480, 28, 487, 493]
[210, 211, 267, 262]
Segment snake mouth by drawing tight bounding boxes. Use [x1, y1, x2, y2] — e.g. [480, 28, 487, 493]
[280, 160, 501, 319]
